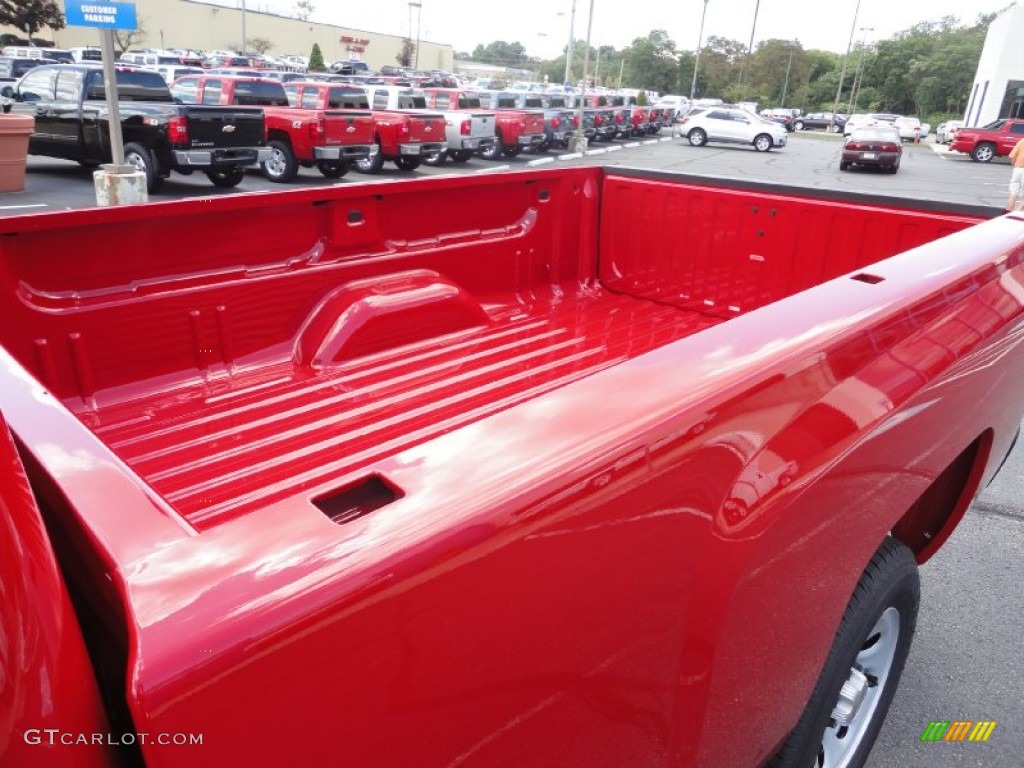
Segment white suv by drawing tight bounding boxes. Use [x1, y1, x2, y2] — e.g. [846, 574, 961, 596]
[680, 107, 788, 152]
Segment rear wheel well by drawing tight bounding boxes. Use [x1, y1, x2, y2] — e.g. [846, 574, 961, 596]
[891, 431, 992, 564]
[266, 129, 292, 145]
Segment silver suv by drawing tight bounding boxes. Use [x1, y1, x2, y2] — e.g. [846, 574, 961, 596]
[680, 107, 788, 152]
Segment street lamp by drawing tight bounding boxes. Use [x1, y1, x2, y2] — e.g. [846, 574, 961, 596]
[830, 0, 862, 131]
[850, 26, 874, 113]
[690, 0, 709, 104]
[241, 0, 247, 54]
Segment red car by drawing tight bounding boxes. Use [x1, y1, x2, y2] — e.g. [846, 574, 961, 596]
[840, 126, 903, 172]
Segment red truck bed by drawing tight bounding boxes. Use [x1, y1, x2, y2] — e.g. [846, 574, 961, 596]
[0, 170, 974, 530]
[2, 167, 1022, 768]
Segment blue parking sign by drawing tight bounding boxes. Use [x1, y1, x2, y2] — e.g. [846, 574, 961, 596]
[65, 1, 138, 30]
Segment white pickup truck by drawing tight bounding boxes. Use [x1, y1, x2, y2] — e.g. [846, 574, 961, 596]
[361, 85, 495, 165]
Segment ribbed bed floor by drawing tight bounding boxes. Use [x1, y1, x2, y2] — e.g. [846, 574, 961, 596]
[82, 291, 721, 529]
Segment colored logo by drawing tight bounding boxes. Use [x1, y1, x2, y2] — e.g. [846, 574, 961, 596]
[921, 721, 997, 742]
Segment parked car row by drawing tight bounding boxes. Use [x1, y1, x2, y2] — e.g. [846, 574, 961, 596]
[2, 63, 672, 193]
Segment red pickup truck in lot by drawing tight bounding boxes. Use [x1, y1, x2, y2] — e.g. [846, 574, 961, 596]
[950, 118, 1024, 162]
[2, 168, 1022, 768]
[170, 75, 376, 181]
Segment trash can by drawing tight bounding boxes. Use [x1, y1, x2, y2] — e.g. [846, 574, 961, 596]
[0, 114, 34, 193]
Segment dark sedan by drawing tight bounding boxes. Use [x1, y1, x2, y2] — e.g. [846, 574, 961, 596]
[840, 126, 903, 173]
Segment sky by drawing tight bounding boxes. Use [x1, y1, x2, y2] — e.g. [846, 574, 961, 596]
[232, 0, 1013, 59]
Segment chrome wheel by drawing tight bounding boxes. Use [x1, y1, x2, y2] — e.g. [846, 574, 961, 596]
[265, 147, 287, 177]
[125, 151, 147, 174]
[817, 608, 900, 768]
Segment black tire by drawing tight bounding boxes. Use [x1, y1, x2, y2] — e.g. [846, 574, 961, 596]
[205, 168, 245, 188]
[770, 537, 919, 768]
[480, 134, 504, 160]
[123, 142, 163, 193]
[502, 145, 523, 157]
[688, 128, 707, 147]
[423, 149, 447, 166]
[971, 142, 996, 163]
[887, 159, 900, 174]
[839, 161, 850, 171]
[316, 161, 348, 179]
[449, 149, 473, 163]
[260, 139, 298, 183]
[354, 146, 385, 174]
[754, 133, 774, 152]
[393, 157, 421, 171]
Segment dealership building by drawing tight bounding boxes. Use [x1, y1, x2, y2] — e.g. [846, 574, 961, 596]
[2, 0, 454, 71]
[965, 3, 1024, 126]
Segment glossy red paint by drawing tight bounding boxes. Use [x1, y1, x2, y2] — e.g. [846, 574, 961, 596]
[1, 169, 1023, 767]
[0, 415, 114, 768]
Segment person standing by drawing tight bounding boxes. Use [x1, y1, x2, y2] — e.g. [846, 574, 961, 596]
[1006, 136, 1024, 211]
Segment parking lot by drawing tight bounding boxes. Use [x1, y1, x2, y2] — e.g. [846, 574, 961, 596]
[3, 132, 1022, 766]
[2, 131, 1014, 215]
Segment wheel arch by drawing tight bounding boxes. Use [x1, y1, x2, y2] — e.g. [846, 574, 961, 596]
[266, 129, 293, 145]
[890, 430, 994, 564]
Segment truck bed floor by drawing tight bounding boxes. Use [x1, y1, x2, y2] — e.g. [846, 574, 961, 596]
[86, 291, 720, 529]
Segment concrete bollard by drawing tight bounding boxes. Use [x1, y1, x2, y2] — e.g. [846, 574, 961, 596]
[567, 135, 589, 153]
[93, 164, 148, 207]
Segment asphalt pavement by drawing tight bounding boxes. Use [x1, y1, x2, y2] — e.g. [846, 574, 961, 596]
[2, 133, 1021, 766]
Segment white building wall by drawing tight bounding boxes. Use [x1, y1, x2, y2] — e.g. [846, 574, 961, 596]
[966, 3, 1024, 126]
[2, 0, 454, 72]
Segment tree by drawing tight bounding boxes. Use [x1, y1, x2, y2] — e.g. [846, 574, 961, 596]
[0, 0, 65, 37]
[470, 40, 529, 67]
[397, 38, 415, 68]
[622, 30, 679, 96]
[248, 37, 273, 55]
[308, 42, 326, 72]
[113, 16, 146, 54]
[294, 0, 315, 21]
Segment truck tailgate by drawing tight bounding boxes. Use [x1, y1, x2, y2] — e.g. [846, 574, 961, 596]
[185, 106, 264, 149]
[404, 112, 446, 143]
[322, 109, 375, 145]
[467, 111, 496, 139]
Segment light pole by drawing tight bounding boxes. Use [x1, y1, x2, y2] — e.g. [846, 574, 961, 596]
[737, 0, 761, 95]
[830, 0, 862, 130]
[414, 1, 423, 68]
[563, 0, 577, 86]
[850, 26, 873, 113]
[690, 0, 710, 104]
[241, 0, 247, 54]
[779, 42, 795, 107]
[569, 0, 595, 151]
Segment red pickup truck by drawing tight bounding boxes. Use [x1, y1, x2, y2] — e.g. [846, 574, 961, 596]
[2, 168, 1022, 768]
[169, 75, 376, 181]
[424, 88, 546, 159]
[950, 118, 1024, 162]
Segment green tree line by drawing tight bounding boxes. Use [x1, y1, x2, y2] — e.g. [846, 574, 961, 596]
[467, 10, 997, 124]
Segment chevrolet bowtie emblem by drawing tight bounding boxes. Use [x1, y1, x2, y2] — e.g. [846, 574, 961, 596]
[223, 125, 236, 133]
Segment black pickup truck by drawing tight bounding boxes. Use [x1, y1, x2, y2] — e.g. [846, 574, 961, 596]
[1, 64, 270, 192]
